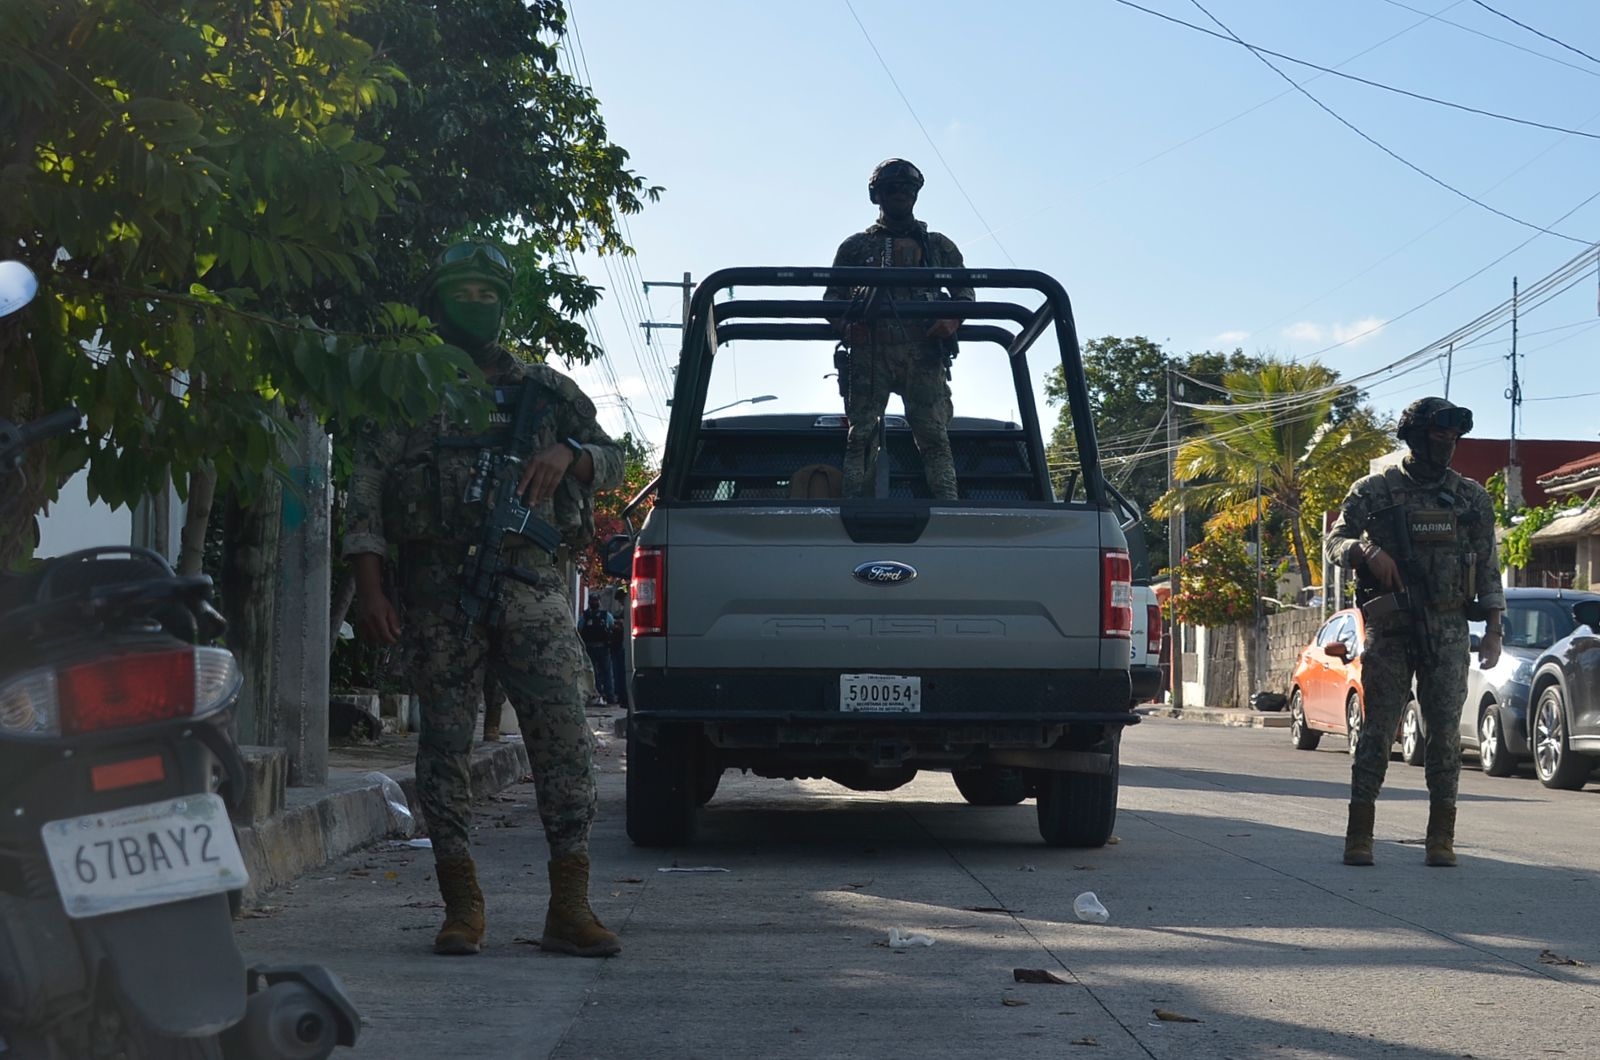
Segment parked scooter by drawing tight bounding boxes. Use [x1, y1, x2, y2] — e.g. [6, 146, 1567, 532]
[0, 262, 359, 1059]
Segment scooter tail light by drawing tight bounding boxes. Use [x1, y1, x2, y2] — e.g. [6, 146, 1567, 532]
[193, 646, 243, 715]
[56, 646, 240, 736]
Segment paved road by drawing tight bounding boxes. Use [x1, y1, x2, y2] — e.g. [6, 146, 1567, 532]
[237, 717, 1600, 1059]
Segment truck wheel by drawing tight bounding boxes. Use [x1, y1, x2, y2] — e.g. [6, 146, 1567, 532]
[1036, 732, 1119, 847]
[626, 719, 698, 846]
[953, 767, 1027, 806]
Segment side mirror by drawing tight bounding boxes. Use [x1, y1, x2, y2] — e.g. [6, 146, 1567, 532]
[1573, 600, 1600, 631]
[602, 534, 634, 580]
[1324, 641, 1349, 660]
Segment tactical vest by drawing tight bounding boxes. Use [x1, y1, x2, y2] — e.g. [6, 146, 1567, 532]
[1363, 466, 1480, 611]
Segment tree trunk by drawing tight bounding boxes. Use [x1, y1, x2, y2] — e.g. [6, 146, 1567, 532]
[1288, 512, 1313, 589]
[176, 466, 216, 576]
[222, 481, 282, 749]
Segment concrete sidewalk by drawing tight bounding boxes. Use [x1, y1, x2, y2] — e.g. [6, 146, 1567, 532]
[232, 704, 555, 904]
[1135, 703, 1291, 729]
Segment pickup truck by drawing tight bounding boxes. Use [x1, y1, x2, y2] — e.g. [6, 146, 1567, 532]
[605, 266, 1137, 847]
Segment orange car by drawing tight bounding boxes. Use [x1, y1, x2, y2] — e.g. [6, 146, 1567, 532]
[1287, 607, 1401, 754]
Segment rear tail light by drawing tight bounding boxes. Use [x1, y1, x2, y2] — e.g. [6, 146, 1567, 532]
[1101, 549, 1133, 638]
[1146, 603, 1163, 656]
[631, 546, 666, 637]
[0, 646, 241, 739]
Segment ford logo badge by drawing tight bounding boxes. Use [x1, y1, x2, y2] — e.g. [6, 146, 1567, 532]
[853, 560, 917, 585]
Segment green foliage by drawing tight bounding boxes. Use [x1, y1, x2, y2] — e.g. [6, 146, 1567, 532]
[1151, 360, 1392, 586]
[1169, 532, 1258, 628]
[1043, 336, 1260, 566]
[584, 432, 658, 580]
[1502, 498, 1583, 570]
[1485, 468, 1510, 526]
[0, 0, 657, 566]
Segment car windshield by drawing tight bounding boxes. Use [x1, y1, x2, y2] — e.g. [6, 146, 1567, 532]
[1471, 600, 1585, 650]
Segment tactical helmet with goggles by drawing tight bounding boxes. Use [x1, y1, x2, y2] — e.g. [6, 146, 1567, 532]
[420, 242, 515, 306]
[1397, 396, 1473, 440]
[868, 158, 925, 203]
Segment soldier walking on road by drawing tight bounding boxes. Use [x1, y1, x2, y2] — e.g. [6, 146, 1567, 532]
[344, 242, 625, 957]
[825, 158, 973, 500]
[1325, 397, 1505, 868]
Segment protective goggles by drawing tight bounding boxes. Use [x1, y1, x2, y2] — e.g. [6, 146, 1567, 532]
[439, 243, 510, 270]
[1429, 406, 1473, 433]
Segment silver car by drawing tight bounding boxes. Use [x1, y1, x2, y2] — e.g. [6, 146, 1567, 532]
[1399, 587, 1600, 776]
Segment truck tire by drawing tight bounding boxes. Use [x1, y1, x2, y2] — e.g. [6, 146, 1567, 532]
[1036, 732, 1119, 847]
[626, 719, 698, 846]
[953, 767, 1027, 806]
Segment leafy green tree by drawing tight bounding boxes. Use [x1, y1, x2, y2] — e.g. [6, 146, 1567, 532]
[1043, 336, 1258, 567]
[1168, 531, 1258, 628]
[584, 433, 657, 581]
[0, 0, 658, 571]
[1151, 361, 1393, 587]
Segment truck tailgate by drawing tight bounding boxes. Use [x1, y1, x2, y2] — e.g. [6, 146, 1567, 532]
[662, 507, 1118, 671]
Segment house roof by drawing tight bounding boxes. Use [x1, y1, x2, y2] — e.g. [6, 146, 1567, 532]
[1536, 451, 1600, 490]
[1531, 504, 1600, 543]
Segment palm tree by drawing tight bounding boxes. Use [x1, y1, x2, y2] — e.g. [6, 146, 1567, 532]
[1151, 361, 1392, 587]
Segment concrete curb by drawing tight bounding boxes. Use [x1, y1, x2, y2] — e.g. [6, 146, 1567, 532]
[1136, 705, 1291, 729]
[234, 739, 531, 904]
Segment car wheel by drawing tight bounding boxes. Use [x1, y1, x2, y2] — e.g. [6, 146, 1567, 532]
[1345, 692, 1363, 756]
[1478, 705, 1515, 778]
[1531, 685, 1591, 791]
[1036, 731, 1119, 847]
[626, 719, 700, 846]
[1400, 702, 1425, 766]
[1289, 689, 1321, 751]
[953, 767, 1028, 806]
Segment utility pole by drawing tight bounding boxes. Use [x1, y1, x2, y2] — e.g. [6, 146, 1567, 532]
[641, 271, 693, 349]
[1444, 341, 1453, 401]
[1506, 276, 1524, 514]
[1166, 368, 1184, 712]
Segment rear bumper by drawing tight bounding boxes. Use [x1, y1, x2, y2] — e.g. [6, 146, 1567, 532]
[1129, 664, 1163, 703]
[632, 667, 1133, 720]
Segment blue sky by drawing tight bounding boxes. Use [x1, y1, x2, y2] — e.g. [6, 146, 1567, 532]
[556, 0, 1600, 453]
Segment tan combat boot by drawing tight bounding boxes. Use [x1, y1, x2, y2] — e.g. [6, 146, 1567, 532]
[540, 852, 621, 958]
[433, 856, 486, 955]
[1425, 801, 1457, 867]
[1343, 800, 1376, 866]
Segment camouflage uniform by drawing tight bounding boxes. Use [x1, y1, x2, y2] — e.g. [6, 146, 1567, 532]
[343, 348, 622, 861]
[825, 222, 973, 499]
[1326, 463, 1504, 804]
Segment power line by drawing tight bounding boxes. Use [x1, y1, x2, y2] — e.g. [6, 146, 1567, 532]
[1377, 0, 1600, 79]
[1467, 0, 1600, 68]
[843, 0, 1015, 265]
[1112, 0, 1600, 143]
[1170, 0, 1592, 244]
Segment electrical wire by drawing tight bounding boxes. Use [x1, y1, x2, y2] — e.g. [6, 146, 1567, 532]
[1112, 0, 1600, 143]
[1376, 0, 1600, 79]
[1173, 0, 1592, 244]
[843, 0, 1015, 265]
[1467, 0, 1600, 68]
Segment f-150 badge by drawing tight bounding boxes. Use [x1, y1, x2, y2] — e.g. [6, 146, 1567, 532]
[853, 560, 917, 585]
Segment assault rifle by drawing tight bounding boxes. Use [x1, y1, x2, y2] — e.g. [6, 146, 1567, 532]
[454, 380, 563, 637]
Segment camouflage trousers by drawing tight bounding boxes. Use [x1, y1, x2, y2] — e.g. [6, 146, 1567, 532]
[401, 557, 597, 861]
[841, 341, 957, 500]
[1351, 611, 1469, 803]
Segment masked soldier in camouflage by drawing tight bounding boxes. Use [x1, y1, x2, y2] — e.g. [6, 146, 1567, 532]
[1325, 397, 1504, 868]
[344, 242, 624, 957]
[825, 158, 974, 500]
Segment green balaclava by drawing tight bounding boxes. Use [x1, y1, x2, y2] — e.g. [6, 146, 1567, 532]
[420, 243, 516, 362]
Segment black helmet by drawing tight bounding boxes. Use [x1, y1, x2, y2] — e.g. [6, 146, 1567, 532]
[1397, 396, 1473, 440]
[868, 158, 925, 203]
[419, 242, 516, 306]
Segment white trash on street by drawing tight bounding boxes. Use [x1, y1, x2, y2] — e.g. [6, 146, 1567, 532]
[1073, 891, 1110, 923]
[365, 771, 416, 837]
[887, 927, 935, 948]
